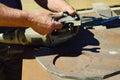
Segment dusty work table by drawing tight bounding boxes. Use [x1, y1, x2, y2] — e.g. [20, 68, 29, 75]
[36, 28, 120, 80]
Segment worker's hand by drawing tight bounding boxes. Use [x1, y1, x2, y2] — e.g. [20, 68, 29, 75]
[34, 0, 75, 15]
[47, 0, 75, 15]
[27, 11, 63, 35]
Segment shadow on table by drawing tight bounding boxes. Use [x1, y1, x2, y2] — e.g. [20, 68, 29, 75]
[34, 27, 100, 58]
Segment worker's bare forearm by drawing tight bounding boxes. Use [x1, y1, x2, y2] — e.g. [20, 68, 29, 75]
[0, 3, 29, 27]
[0, 3, 63, 35]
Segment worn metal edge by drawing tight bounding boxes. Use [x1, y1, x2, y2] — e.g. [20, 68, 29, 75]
[36, 57, 104, 80]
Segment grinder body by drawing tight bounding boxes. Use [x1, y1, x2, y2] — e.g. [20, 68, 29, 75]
[0, 14, 80, 47]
